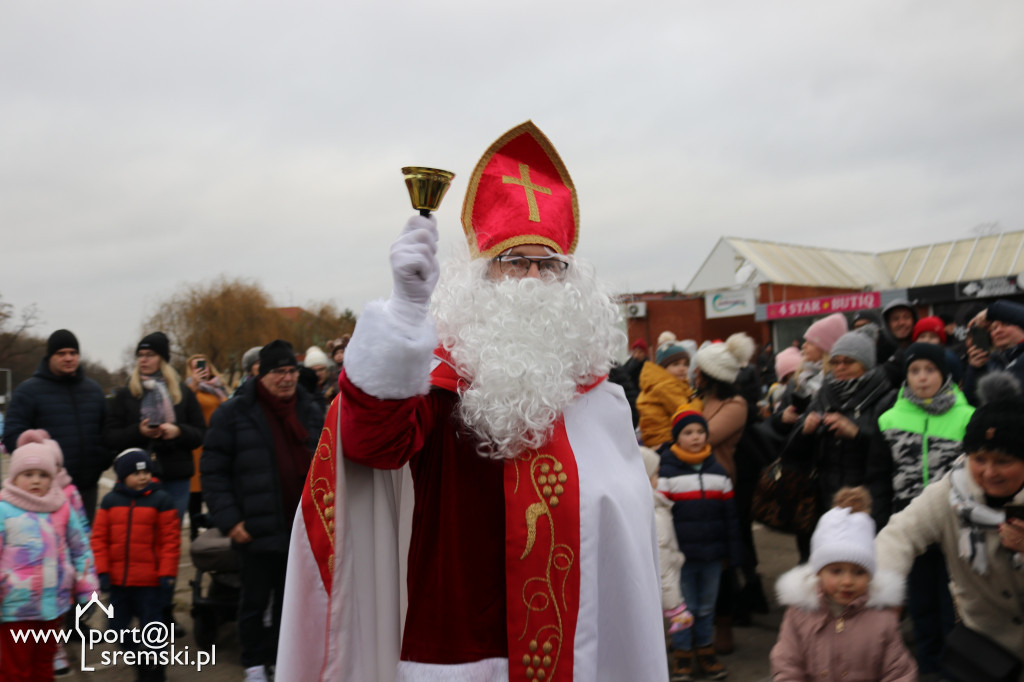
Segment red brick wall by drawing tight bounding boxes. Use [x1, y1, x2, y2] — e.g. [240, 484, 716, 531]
[624, 284, 869, 352]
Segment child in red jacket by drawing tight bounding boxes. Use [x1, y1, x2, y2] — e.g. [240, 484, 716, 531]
[91, 449, 180, 682]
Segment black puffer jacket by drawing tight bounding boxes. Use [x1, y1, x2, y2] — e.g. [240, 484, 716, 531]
[104, 381, 206, 480]
[200, 381, 324, 553]
[2, 360, 111, 489]
[781, 368, 896, 519]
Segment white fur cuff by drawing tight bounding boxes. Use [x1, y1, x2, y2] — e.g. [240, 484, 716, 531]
[344, 299, 438, 399]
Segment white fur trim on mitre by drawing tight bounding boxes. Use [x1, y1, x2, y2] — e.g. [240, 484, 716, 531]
[775, 564, 906, 612]
[343, 299, 438, 399]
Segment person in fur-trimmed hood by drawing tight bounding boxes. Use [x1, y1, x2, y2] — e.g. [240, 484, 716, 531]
[771, 487, 916, 681]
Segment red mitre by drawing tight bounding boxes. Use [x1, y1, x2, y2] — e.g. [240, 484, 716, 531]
[461, 120, 579, 258]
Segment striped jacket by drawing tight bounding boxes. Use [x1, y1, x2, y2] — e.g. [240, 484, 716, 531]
[656, 444, 743, 564]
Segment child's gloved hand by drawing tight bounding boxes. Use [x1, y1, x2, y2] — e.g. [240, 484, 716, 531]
[664, 602, 694, 634]
[159, 577, 176, 603]
[98, 573, 110, 593]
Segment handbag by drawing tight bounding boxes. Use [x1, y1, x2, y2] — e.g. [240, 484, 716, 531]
[750, 457, 818, 535]
[941, 622, 1022, 682]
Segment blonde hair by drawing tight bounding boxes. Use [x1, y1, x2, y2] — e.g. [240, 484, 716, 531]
[185, 354, 223, 382]
[831, 486, 872, 514]
[129, 359, 183, 404]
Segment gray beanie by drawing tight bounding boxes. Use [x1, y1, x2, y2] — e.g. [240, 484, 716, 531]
[241, 346, 262, 373]
[829, 331, 876, 371]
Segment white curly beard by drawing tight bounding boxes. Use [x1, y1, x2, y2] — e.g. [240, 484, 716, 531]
[431, 250, 626, 460]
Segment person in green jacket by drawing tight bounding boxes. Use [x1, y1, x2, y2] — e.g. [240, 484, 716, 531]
[870, 342, 975, 679]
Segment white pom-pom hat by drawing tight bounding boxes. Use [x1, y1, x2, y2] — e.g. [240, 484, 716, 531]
[694, 332, 756, 383]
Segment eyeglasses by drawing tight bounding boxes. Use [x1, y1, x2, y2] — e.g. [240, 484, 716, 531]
[492, 254, 570, 278]
[830, 356, 860, 367]
[267, 367, 299, 377]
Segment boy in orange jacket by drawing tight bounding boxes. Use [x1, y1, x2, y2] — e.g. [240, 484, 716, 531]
[91, 449, 180, 682]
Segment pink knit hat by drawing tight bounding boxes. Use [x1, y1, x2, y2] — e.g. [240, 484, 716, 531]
[774, 346, 802, 381]
[8, 430, 60, 480]
[803, 313, 848, 354]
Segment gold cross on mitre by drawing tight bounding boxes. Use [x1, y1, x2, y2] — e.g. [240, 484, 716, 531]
[461, 121, 580, 258]
[502, 163, 551, 222]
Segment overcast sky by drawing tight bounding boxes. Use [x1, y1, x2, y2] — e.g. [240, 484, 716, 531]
[3, 1, 1023, 370]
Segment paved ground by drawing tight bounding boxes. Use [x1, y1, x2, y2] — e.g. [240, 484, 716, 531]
[52, 519, 800, 681]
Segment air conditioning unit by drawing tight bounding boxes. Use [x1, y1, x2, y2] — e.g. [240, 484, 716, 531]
[625, 302, 647, 319]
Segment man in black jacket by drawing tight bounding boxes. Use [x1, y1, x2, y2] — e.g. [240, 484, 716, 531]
[200, 340, 324, 682]
[2, 329, 110, 521]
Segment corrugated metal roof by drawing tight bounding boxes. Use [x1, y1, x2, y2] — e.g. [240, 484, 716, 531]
[684, 231, 1024, 294]
[879, 231, 1024, 287]
[724, 238, 892, 289]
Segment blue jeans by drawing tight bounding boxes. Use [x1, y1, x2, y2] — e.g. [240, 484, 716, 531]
[908, 545, 955, 673]
[672, 559, 722, 651]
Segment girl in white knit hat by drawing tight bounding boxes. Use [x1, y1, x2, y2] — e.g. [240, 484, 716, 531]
[770, 487, 916, 681]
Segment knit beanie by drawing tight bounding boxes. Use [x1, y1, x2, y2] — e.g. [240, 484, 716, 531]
[303, 346, 330, 369]
[829, 330, 877, 371]
[803, 313, 848, 354]
[46, 329, 79, 358]
[671, 409, 708, 441]
[657, 343, 690, 368]
[114, 448, 152, 480]
[774, 346, 802, 381]
[694, 332, 755, 384]
[258, 340, 297, 377]
[810, 506, 877, 575]
[904, 342, 949, 382]
[241, 346, 262, 373]
[639, 446, 660, 479]
[963, 372, 1024, 460]
[987, 299, 1024, 330]
[912, 316, 947, 344]
[8, 431, 60, 480]
[631, 338, 649, 355]
[137, 331, 171, 362]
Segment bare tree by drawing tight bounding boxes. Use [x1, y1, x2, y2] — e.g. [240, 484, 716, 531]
[140, 277, 357, 386]
[0, 294, 44, 385]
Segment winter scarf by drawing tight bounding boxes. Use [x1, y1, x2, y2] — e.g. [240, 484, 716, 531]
[0, 478, 67, 513]
[826, 373, 867, 405]
[793, 361, 823, 398]
[255, 381, 311, 517]
[670, 443, 712, 467]
[902, 376, 956, 415]
[193, 376, 228, 401]
[140, 374, 176, 424]
[948, 458, 1024, 574]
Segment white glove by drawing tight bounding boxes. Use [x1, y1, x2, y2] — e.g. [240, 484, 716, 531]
[384, 214, 439, 327]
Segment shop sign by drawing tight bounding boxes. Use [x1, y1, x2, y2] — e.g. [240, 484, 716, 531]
[765, 292, 880, 320]
[705, 289, 756, 319]
[956, 276, 1023, 300]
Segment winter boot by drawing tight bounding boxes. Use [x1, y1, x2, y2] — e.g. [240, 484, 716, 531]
[696, 645, 728, 680]
[669, 648, 695, 682]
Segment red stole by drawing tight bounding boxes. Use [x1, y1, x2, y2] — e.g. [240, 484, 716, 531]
[504, 421, 581, 682]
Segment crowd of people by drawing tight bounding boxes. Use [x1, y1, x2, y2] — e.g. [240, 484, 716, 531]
[1, 119, 1023, 682]
[610, 298, 1024, 681]
[0, 330, 348, 681]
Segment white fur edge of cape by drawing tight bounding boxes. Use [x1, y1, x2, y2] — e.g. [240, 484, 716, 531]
[343, 299, 438, 400]
[775, 563, 906, 612]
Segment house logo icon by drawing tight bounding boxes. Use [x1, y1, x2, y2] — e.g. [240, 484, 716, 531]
[76, 591, 113, 672]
